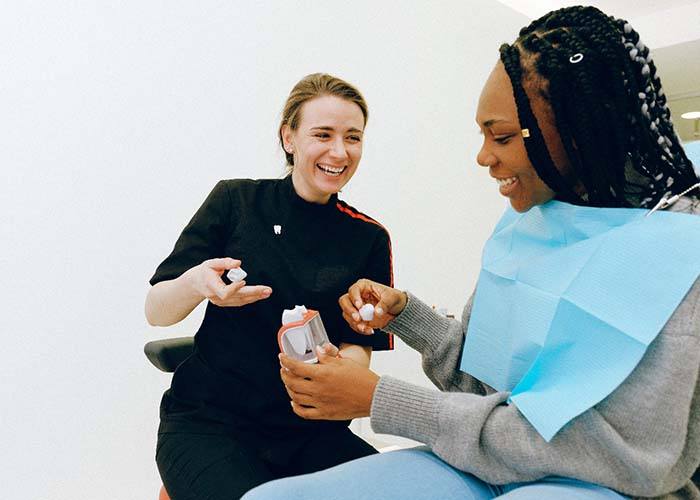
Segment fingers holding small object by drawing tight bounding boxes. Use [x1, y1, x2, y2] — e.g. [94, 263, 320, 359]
[241, 285, 273, 301]
[319, 342, 339, 357]
[226, 266, 247, 283]
[358, 324, 374, 335]
[212, 282, 273, 307]
[353, 304, 375, 333]
[338, 294, 360, 321]
[280, 368, 306, 390]
[342, 311, 366, 334]
[347, 279, 383, 316]
[279, 353, 316, 378]
[285, 386, 315, 406]
[215, 279, 246, 299]
[290, 401, 320, 419]
[358, 303, 374, 321]
[224, 285, 272, 305]
[207, 257, 241, 270]
[281, 374, 312, 397]
[348, 280, 370, 309]
[215, 280, 233, 299]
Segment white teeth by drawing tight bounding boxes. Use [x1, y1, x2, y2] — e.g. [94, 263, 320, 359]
[496, 177, 517, 187]
[317, 164, 345, 176]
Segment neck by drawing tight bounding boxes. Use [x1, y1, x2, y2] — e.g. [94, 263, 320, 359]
[291, 169, 332, 204]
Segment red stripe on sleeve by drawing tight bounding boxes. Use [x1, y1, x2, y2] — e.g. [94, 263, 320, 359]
[336, 201, 395, 350]
[335, 202, 394, 287]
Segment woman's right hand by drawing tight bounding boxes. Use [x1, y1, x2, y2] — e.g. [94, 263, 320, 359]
[185, 257, 272, 307]
[338, 279, 407, 334]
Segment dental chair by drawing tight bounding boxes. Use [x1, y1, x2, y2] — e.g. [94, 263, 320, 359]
[144, 337, 194, 500]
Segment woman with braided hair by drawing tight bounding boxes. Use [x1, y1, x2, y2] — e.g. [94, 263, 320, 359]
[242, 6, 700, 500]
[497, 6, 698, 209]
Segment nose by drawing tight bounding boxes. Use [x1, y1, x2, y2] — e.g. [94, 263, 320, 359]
[329, 137, 349, 160]
[476, 143, 496, 168]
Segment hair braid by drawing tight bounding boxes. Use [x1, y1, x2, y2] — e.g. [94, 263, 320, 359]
[520, 33, 587, 192]
[499, 43, 582, 202]
[501, 5, 698, 208]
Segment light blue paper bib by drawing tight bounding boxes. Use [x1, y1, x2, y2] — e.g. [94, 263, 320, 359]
[460, 200, 700, 441]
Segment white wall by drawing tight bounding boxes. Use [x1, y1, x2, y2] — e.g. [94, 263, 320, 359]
[0, 2, 526, 499]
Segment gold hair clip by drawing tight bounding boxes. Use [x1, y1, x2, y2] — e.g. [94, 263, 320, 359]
[521, 128, 530, 138]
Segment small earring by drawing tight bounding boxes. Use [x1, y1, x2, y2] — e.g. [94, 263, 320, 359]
[286, 145, 294, 153]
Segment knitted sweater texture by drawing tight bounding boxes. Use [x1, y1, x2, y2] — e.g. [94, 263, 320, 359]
[371, 197, 700, 499]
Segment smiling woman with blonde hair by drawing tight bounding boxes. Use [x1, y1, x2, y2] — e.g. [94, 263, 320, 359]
[145, 73, 395, 500]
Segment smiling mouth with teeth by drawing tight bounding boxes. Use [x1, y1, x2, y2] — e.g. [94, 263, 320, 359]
[495, 176, 520, 196]
[496, 176, 518, 187]
[317, 164, 346, 176]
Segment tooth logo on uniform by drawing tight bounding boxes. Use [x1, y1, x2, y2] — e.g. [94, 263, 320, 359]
[273, 225, 282, 235]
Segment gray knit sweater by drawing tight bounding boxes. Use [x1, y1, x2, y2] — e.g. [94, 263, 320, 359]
[371, 197, 700, 499]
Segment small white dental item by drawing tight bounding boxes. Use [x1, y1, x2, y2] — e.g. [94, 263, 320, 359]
[359, 303, 375, 321]
[226, 267, 247, 283]
[281, 305, 307, 325]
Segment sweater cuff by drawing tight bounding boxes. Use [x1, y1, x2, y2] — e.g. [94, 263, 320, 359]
[370, 375, 441, 446]
[386, 292, 451, 353]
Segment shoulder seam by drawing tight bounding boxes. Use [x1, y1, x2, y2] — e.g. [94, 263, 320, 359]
[335, 200, 383, 228]
[335, 200, 394, 290]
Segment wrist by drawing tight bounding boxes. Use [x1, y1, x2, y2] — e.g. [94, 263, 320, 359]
[180, 265, 206, 300]
[395, 290, 408, 316]
[364, 372, 380, 416]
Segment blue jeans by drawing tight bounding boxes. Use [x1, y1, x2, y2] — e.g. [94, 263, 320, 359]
[241, 447, 628, 500]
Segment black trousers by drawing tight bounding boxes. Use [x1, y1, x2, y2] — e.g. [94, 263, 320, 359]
[156, 426, 377, 500]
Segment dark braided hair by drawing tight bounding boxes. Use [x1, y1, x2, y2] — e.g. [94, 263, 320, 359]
[499, 5, 699, 208]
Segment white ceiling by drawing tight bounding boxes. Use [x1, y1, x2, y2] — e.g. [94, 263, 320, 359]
[497, 0, 699, 24]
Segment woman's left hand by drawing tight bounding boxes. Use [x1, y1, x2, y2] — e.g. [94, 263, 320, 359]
[279, 343, 379, 420]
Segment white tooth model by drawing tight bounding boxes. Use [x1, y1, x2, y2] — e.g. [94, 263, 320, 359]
[226, 267, 247, 283]
[359, 303, 375, 321]
[281, 306, 309, 356]
[281, 305, 308, 324]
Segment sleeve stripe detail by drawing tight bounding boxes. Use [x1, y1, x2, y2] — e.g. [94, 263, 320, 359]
[335, 201, 395, 350]
[335, 201, 394, 287]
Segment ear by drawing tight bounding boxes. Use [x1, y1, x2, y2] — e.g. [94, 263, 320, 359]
[281, 124, 294, 154]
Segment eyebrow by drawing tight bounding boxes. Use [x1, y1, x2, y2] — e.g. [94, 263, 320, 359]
[310, 126, 363, 134]
[480, 119, 508, 127]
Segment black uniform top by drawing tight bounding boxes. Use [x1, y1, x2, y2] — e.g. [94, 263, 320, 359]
[150, 176, 393, 436]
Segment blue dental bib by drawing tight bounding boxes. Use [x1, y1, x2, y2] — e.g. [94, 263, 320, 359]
[460, 200, 700, 441]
